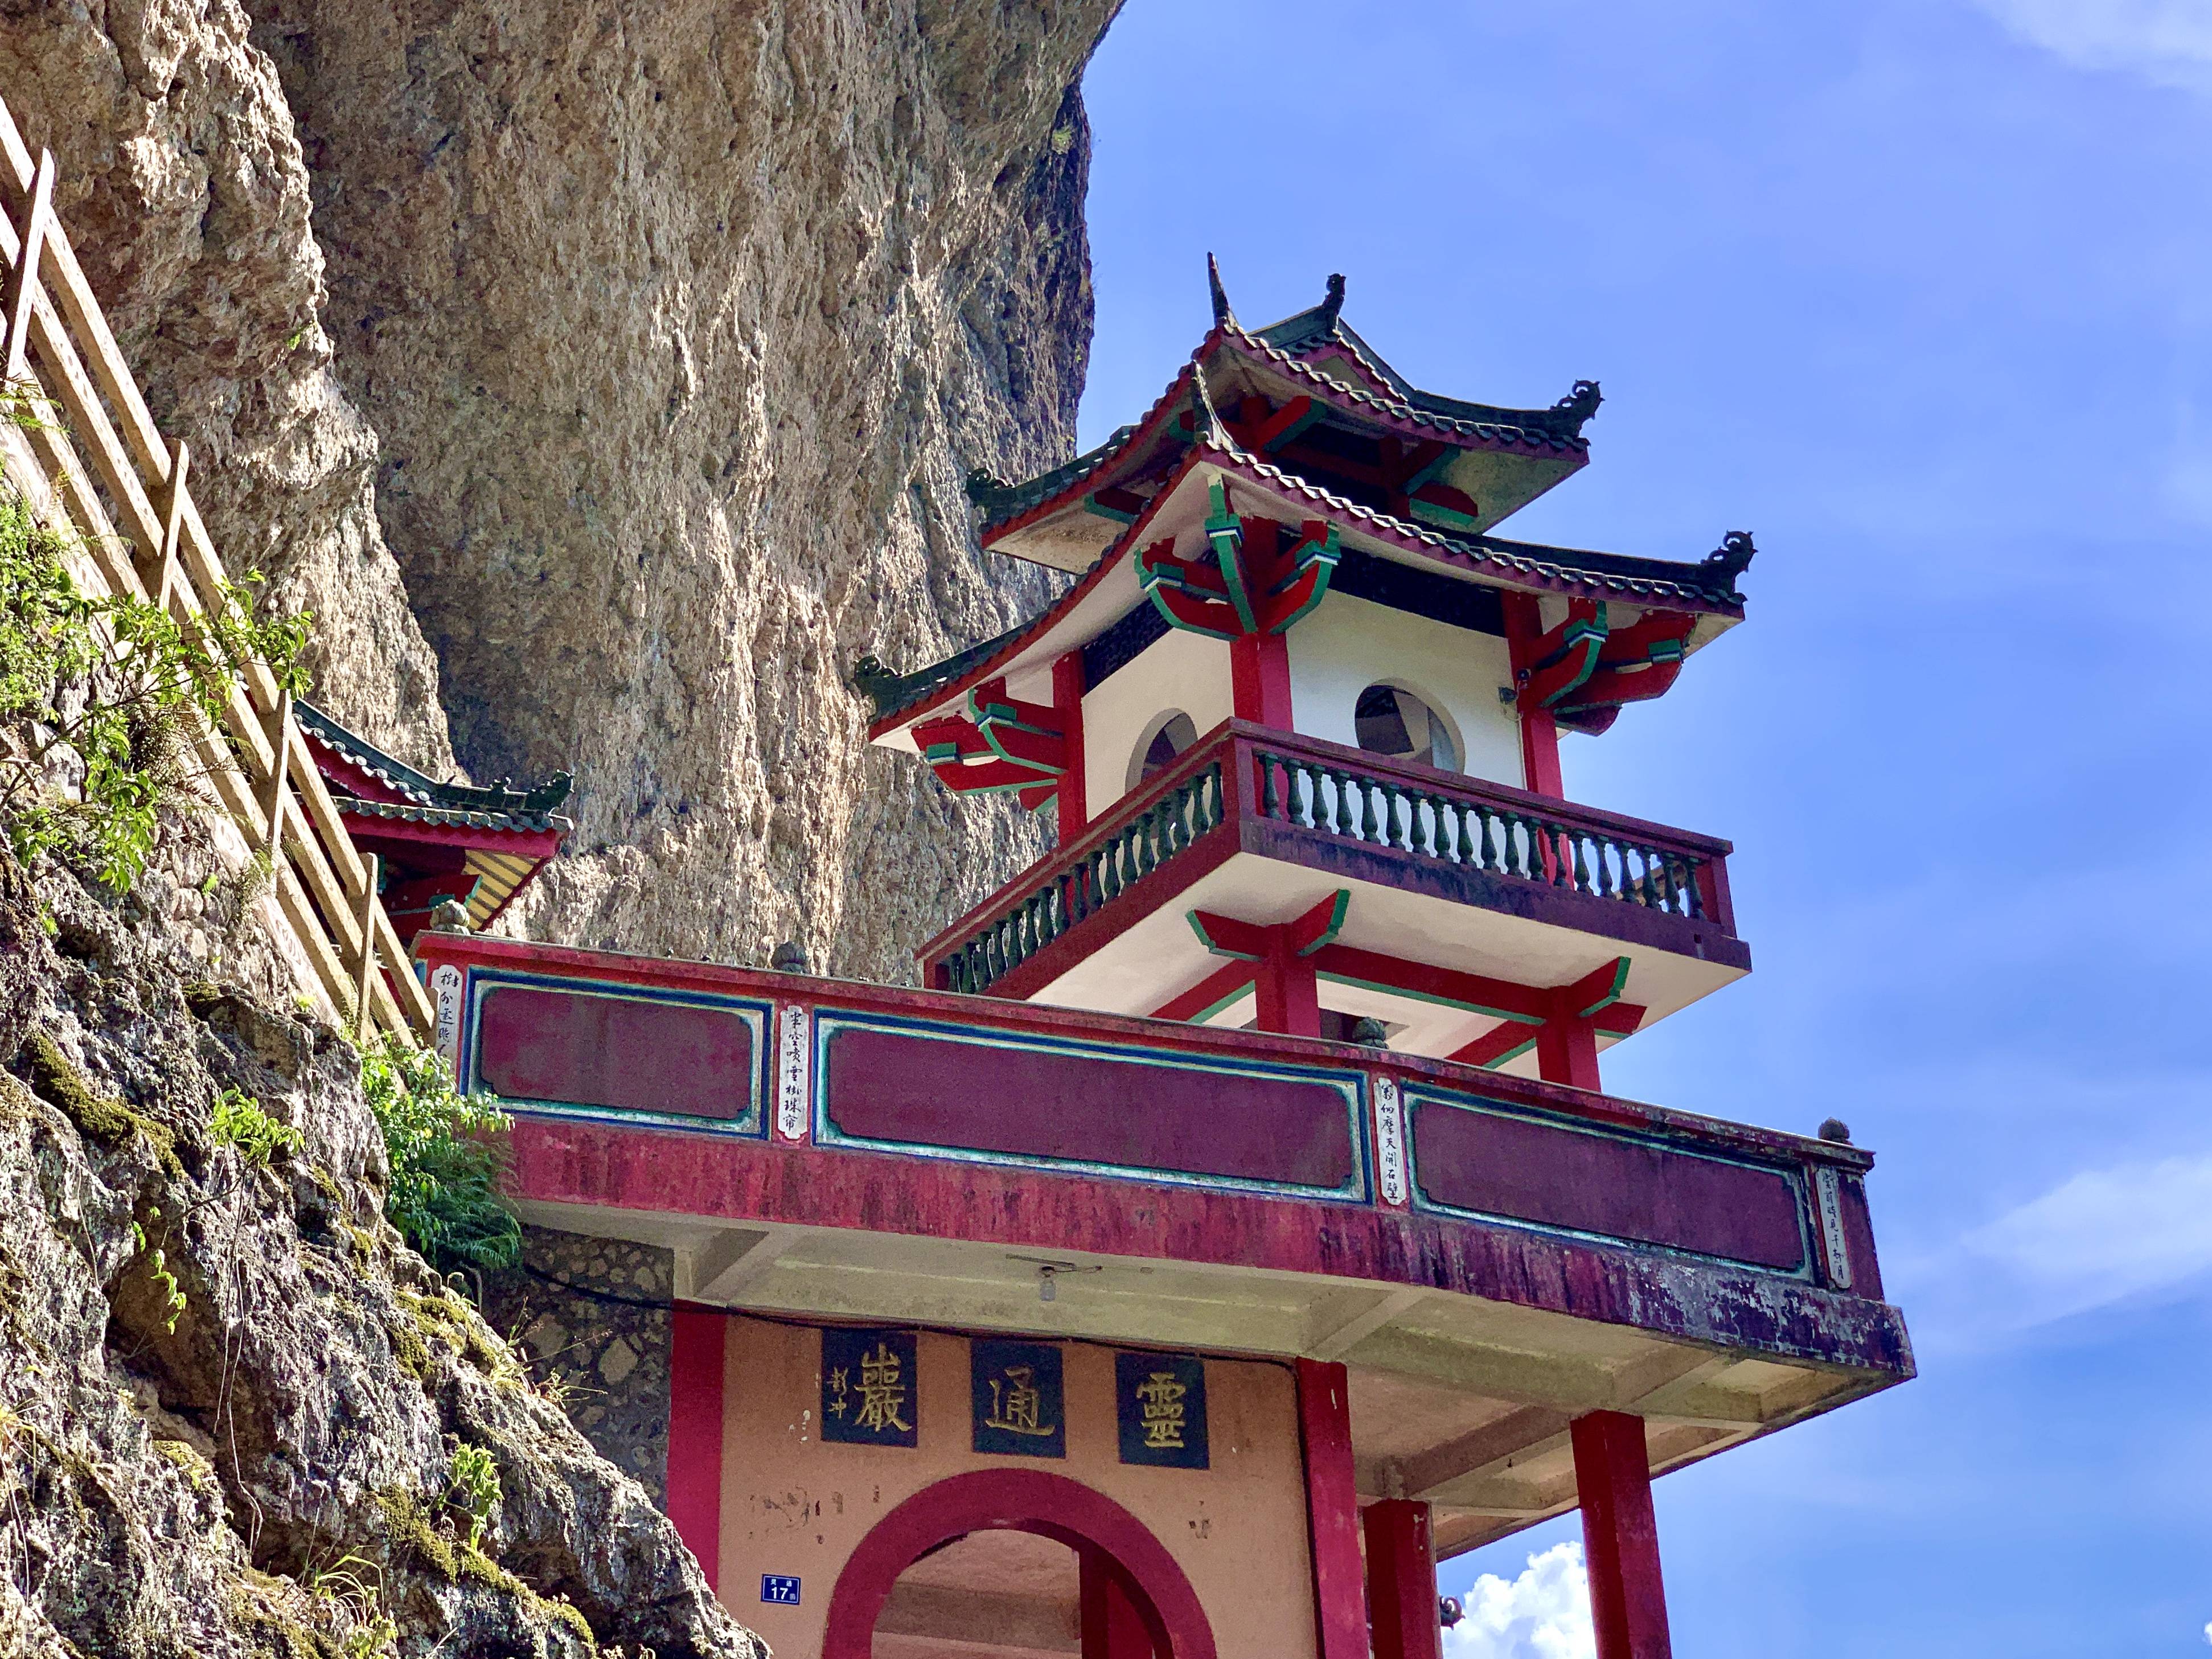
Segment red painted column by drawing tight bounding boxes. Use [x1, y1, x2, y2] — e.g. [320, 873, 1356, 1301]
[1080, 1548, 1156, 1659]
[1295, 1359, 1369, 1659]
[1254, 941, 1322, 1037]
[1053, 650, 1088, 843]
[667, 1308, 727, 1595]
[1571, 1411, 1672, 1659]
[1502, 592, 1565, 798]
[1534, 1015, 1602, 1091]
[1230, 630, 1294, 728]
[1363, 1501, 1443, 1659]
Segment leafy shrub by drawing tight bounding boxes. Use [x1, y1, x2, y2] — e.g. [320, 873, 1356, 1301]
[359, 1037, 519, 1272]
[210, 1086, 302, 1165]
[0, 487, 310, 891]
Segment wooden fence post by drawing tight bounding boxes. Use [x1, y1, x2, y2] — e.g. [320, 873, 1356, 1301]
[2, 147, 51, 383]
[353, 852, 380, 1041]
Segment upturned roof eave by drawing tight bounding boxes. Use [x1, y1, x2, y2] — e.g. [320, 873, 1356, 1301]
[970, 328, 1593, 549]
[866, 439, 1746, 742]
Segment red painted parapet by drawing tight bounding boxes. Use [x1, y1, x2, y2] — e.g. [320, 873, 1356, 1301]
[413, 933, 1905, 1377]
[917, 720, 1743, 1001]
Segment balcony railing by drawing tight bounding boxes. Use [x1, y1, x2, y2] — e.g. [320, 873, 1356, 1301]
[924, 721, 1739, 998]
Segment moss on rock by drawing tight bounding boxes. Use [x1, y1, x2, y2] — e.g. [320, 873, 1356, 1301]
[19, 1029, 182, 1178]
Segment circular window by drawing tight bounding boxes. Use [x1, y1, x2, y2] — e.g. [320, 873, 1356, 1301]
[1129, 711, 1199, 789]
[1355, 684, 1459, 771]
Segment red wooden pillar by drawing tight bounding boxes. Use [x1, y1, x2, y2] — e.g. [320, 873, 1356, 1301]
[1502, 592, 1565, 798]
[1295, 1359, 1369, 1659]
[1363, 1500, 1443, 1659]
[1534, 1014, 1602, 1091]
[1254, 939, 1322, 1037]
[1230, 630, 1294, 728]
[1080, 1548, 1156, 1659]
[1571, 1411, 1672, 1659]
[667, 1308, 727, 1594]
[1053, 650, 1088, 843]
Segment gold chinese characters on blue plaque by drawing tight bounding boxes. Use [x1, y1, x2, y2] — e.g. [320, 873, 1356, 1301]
[1115, 1352, 1207, 1468]
[821, 1328, 917, 1448]
[970, 1339, 1065, 1457]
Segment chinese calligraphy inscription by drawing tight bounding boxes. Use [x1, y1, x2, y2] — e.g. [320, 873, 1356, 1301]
[1373, 1074, 1407, 1206]
[776, 1006, 809, 1140]
[1115, 1352, 1209, 1469]
[820, 1328, 918, 1447]
[970, 1340, 1065, 1457]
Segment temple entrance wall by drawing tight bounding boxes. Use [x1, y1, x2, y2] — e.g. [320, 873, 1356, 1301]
[708, 1316, 1316, 1659]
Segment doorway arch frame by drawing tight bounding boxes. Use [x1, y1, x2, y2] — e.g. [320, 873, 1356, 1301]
[820, 1467, 1217, 1659]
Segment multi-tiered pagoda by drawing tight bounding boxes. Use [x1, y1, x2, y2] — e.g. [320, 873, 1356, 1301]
[417, 270, 1910, 1659]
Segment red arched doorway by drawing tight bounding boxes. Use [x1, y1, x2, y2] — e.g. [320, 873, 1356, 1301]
[822, 1469, 1217, 1659]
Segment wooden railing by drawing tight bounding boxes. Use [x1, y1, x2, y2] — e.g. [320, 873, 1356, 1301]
[925, 720, 1737, 997]
[0, 96, 431, 1041]
[1249, 743, 1716, 921]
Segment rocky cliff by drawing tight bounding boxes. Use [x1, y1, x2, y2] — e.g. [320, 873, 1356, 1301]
[1, 0, 1120, 980]
[0, 833, 756, 1658]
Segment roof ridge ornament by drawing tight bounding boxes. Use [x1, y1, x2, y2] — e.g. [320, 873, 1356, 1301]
[1551, 379, 1603, 435]
[1186, 354, 1228, 450]
[1318, 272, 1346, 332]
[1701, 530, 1757, 592]
[1207, 252, 1236, 330]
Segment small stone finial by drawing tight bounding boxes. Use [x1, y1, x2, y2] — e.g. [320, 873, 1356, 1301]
[1206, 252, 1237, 330]
[1185, 356, 1224, 447]
[963, 464, 1008, 502]
[1318, 272, 1347, 330]
[770, 941, 811, 975]
[429, 898, 471, 934]
[1350, 1016, 1390, 1049]
[1701, 529, 1757, 591]
[1817, 1117, 1852, 1144]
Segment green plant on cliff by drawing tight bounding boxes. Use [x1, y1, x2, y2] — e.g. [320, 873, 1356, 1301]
[359, 1037, 519, 1274]
[0, 488, 311, 892]
[210, 1086, 302, 1166]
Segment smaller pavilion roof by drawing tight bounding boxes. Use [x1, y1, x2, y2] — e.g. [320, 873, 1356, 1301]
[296, 701, 573, 833]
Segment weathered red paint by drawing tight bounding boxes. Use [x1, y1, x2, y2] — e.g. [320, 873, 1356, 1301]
[821, 1469, 1214, 1659]
[818, 1017, 1356, 1190]
[666, 1309, 725, 1592]
[1409, 1099, 1808, 1272]
[475, 982, 758, 1120]
[1534, 1014, 1602, 1090]
[501, 1114, 1906, 1375]
[1295, 1360, 1368, 1659]
[1571, 1411, 1671, 1659]
[1363, 1501, 1443, 1659]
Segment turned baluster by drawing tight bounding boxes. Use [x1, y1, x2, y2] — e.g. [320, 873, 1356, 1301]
[1259, 753, 1281, 818]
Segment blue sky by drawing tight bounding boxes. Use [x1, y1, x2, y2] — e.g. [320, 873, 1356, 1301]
[1077, 3, 2212, 1653]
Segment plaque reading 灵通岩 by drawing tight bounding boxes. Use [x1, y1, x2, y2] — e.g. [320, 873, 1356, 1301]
[820, 1328, 918, 1447]
[970, 1339, 1066, 1457]
[1115, 1352, 1208, 1469]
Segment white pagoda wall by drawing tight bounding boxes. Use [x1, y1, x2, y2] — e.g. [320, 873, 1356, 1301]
[1285, 592, 1524, 789]
[1081, 626, 1237, 817]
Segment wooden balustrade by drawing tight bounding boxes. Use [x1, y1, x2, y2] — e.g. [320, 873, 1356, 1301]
[0, 95, 432, 1042]
[1249, 746, 1710, 921]
[927, 720, 1737, 998]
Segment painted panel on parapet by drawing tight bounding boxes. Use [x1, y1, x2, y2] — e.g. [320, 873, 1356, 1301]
[466, 972, 771, 1135]
[814, 1009, 1369, 1201]
[1407, 1087, 1811, 1275]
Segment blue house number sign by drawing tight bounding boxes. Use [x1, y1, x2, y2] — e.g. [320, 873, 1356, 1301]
[761, 1575, 802, 1605]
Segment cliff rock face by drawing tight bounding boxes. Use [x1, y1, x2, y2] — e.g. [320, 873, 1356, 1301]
[0, 0, 462, 773]
[0, 839, 757, 1659]
[1, 0, 1117, 981]
[251, 0, 1116, 977]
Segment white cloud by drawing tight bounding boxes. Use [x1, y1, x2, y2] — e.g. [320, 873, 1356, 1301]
[1920, 1153, 2212, 1340]
[1444, 1543, 1594, 1659]
[1971, 1, 2212, 92]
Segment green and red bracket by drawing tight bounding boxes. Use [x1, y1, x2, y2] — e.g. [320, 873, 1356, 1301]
[1507, 599, 1698, 737]
[913, 674, 1070, 811]
[1135, 477, 1342, 642]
